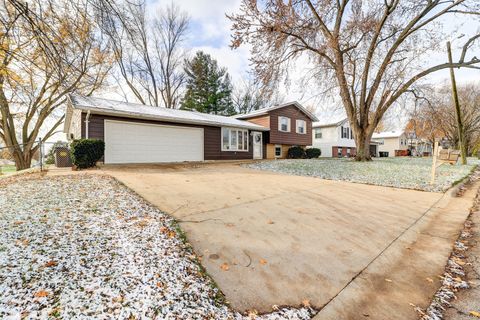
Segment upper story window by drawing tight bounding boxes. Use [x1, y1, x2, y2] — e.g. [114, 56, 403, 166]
[340, 126, 350, 139]
[296, 120, 306, 134]
[350, 128, 354, 140]
[314, 128, 322, 139]
[222, 127, 248, 152]
[278, 116, 291, 132]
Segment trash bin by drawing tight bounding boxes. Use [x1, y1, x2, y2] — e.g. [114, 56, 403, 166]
[55, 147, 72, 167]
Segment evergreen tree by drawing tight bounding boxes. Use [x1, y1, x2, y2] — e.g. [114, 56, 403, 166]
[181, 51, 235, 115]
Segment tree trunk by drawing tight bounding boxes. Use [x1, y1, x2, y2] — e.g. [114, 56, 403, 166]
[355, 129, 374, 161]
[12, 148, 33, 171]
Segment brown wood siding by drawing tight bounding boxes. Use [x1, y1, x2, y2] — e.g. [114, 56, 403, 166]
[268, 105, 312, 145]
[81, 113, 254, 160]
[246, 115, 270, 128]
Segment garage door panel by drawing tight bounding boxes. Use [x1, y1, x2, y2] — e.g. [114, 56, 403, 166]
[105, 121, 204, 164]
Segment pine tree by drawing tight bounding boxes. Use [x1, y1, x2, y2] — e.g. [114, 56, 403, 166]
[181, 51, 235, 115]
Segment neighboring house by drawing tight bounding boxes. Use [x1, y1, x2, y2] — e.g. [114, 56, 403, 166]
[64, 95, 315, 164]
[234, 102, 318, 159]
[372, 131, 409, 157]
[311, 118, 357, 158]
[408, 137, 433, 156]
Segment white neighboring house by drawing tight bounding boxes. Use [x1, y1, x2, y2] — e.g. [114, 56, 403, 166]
[311, 118, 357, 157]
[372, 131, 409, 157]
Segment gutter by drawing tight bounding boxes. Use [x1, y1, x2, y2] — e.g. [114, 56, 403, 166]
[85, 110, 91, 139]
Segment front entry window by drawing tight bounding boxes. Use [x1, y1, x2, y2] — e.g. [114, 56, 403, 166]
[221, 127, 248, 151]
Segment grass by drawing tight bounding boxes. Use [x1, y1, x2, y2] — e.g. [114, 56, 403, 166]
[246, 157, 480, 192]
[0, 165, 16, 174]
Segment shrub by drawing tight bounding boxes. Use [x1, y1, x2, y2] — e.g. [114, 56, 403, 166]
[70, 139, 105, 169]
[306, 148, 321, 159]
[287, 146, 306, 159]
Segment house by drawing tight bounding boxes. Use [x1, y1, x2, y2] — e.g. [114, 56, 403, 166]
[372, 131, 409, 157]
[234, 102, 318, 159]
[311, 117, 356, 157]
[311, 117, 380, 158]
[63, 95, 315, 164]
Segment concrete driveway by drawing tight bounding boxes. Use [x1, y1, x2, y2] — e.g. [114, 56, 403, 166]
[102, 163, 477, 319]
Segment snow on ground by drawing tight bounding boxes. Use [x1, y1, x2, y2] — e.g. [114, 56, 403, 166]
[0, 174, 316, 320]
[246, 158, 480, 192]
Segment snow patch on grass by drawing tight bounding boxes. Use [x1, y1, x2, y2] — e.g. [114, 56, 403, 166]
[0, 175, 316, 319]
[246, 158, 479, 192]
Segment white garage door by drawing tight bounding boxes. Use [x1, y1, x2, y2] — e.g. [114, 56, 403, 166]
[104, 120, 204, 164]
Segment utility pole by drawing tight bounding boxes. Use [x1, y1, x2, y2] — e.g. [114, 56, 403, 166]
[447, 41, 467, 165]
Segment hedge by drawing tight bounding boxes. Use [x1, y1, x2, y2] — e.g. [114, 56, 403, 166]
[306, 148, 321, 159]
[70, 139, 105, 169]
[287, 146, 306, 159]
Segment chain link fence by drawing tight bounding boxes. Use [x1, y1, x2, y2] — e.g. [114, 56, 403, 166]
[0, 139, 72, 176]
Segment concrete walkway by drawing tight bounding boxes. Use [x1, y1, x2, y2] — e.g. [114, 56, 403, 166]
[96, 163, 478, 319]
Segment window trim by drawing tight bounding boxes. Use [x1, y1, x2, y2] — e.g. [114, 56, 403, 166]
[274, 144, 282, 157]
[314, 128, 322, 139]
[221, 127, 249, 152]
[296, 119, 307, 134]
[278, 116, 291, 132]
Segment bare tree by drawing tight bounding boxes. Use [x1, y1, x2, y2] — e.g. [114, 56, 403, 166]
[99, 1, 189, 108]
[409, 83, 480, 155]
[0, 0, 111, 170]
[228, 0, 480, 160]
[232, 78, 285, 114]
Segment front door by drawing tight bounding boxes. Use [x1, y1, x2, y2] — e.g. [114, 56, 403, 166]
[252, 131, 263, 159]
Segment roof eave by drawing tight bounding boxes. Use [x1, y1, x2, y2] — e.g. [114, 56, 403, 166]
[72, 105, 270, 131]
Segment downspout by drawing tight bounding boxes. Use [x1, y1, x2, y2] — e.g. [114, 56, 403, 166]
[85, 110, 91, 139]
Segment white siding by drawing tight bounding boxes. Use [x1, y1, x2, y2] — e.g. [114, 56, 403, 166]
[311, 120, 355, 157]
[68, 109, 82, 140]
[375, 133, 408, 157]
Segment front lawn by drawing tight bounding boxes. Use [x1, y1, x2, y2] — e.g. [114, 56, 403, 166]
[0, 165, 16, 174]
[0, 174, 314, 319]
[246, 157, 480, 192]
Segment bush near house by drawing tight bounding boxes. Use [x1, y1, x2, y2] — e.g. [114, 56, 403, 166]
[287, 146, 306, 159]
[306, 148, 321, 159]
[70, 139, 105, 169]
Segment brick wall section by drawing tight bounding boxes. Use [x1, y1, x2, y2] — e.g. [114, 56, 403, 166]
[81, 113, 254, 160]
[332, 146, 357, 158]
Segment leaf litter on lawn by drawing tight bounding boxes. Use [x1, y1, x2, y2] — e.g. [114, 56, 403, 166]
[0, 174, 316, 319]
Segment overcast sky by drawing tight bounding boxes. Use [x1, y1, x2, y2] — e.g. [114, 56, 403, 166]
[148, 0, 478, 95]
[145, 0, 479, 130]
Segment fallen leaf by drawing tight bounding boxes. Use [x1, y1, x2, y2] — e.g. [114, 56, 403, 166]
[425, 277, 434, 283]
[302, 299, 310, 307]
[220, 263, 230, 271]
[156, 282, 163, 288]
[159, 226, 168, 233]
[225, 223, 235, 228]
[168, 231, 176, 238]
[266, 220, 274, 224]
[45, 260, 57, 267]
[385, 279, 393, 282]
[14, 221, 24, 225]
[259, 259, 268, 265]
[470, 311, 480, 318]
[34, 290, 49, 298]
